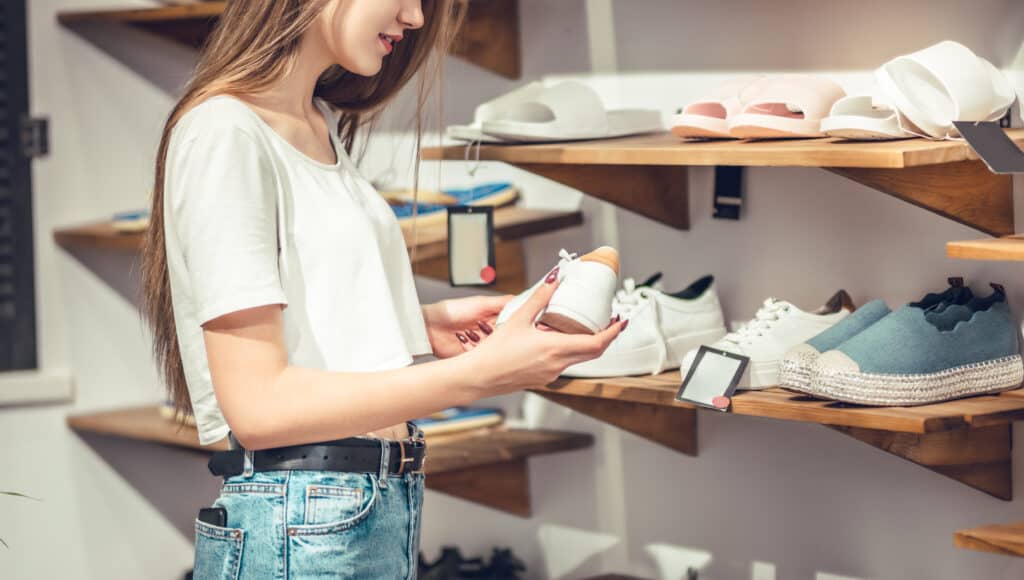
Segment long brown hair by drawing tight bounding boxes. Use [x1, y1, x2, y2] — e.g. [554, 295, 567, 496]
[142, 0, 462, 419]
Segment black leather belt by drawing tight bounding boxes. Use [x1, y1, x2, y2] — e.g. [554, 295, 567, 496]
[208, 435, 427, 478]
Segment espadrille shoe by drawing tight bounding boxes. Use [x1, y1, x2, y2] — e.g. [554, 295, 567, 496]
[781, 277, 973, 393]
[496, 247, 619, 334]
[811, 285, 1023, 406]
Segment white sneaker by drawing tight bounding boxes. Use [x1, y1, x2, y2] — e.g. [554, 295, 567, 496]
[562, 274, 728, 377]
[679, 291, 854, 390]
[496, 247, 619, 334]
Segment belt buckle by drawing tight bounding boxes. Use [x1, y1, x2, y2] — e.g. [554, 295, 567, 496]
[396, 433, 426, 476]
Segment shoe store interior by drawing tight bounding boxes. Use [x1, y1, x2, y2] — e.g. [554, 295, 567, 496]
[4, 1, 1024, 579]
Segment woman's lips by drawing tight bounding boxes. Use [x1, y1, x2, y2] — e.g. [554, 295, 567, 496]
[378, 33, 400, 55]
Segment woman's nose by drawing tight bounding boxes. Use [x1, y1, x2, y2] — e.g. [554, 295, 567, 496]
[399, 0, 424, 30]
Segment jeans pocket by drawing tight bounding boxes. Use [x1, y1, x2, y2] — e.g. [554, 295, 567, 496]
[289, 477, 379, 536]
[194, 520, 245, 580]
[304, 484, 365, 526]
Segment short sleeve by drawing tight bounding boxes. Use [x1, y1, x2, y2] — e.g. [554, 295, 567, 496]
[166, 126, 287, 325]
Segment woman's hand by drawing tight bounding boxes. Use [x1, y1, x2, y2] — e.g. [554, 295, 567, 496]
[460, 272, 627, 397]
[422, 295, 514, 359]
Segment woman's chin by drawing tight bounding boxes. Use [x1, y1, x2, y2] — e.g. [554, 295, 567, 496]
[346, 57, 384, 77]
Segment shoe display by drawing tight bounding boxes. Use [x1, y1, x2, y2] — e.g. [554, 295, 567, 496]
[496, 247, 619, 334]
[810, 284, 1024, 406]
[562, 273, 727, 377]
[679, 290, 854, 390]
[780, 277, 973, 392]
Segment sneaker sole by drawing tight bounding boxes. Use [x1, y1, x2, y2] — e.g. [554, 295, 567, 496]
[810, 355, 1024, 406]
[564, 327, 727, 378]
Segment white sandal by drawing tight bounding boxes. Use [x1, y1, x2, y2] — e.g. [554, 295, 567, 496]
[875, 40, 1016, 140]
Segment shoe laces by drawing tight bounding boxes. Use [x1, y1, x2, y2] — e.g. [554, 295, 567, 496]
[611, 277, 653, 318]
[721, 298, 791, 346]
[557, 248, 577, 264]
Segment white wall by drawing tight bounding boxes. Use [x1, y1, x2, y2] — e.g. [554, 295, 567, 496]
[3, 0, 1024, 578]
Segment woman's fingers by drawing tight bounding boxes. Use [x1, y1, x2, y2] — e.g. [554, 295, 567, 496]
[510, 268, 559, 326]
[556, 318, 627, 359]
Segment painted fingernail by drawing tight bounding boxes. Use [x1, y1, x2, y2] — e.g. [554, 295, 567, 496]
[545, 267, 560, 284]
[456, 333, 468, 344]
[478, 321, 493, 335]
[621, 319, 629, 330]
[466, 329, 481, 342]
[611, 314, 621, 324]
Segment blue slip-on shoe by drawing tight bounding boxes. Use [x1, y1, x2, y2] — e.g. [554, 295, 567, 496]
[811, 286, 1023, 406]
[780, 299, 891, 392]
[925, 283, 1002, 331]
[779, 277, 970, 393]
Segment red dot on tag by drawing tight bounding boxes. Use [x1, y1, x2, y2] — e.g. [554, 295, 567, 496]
[712, 396, 731, 409]
[480, 266, 496, 283]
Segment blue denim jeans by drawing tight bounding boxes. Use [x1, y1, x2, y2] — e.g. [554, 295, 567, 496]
[194, 437, 425, 579]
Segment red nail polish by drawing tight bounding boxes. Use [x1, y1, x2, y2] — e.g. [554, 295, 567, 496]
[478, 321, 493, 335]
[611, 314, 621, 324]
[621, 319, 629, 330]
[456, 333, 468, 344]
[545, 267, 560, 284]
[466, 330, 481, 342]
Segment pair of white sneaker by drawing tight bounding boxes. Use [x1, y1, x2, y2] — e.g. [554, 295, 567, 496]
[496, 248, 728, 377]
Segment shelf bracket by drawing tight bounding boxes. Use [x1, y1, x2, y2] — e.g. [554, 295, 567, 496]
[512, 163, 690, 230]
[425, 458, 532, 517]
[537, 392, 698, 456]
[828, 161, 1014, 237]
[830, 423, 1013, 500]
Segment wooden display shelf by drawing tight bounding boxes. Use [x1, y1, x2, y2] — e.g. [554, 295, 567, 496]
[423, 132, 1020, 235]
[53, 206, 583, 294]
[68, 405, 593, 517]
[531, 373, 1024, 499]
[57, 0, 521, 79]
[947, 236, 1024, 262]
[955, 521, 1024, 557]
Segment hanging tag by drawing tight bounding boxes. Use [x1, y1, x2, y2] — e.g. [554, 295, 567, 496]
[447, 206, 496, 287]
[953, 121, 1024, 174]
[675, 346, 749, 411]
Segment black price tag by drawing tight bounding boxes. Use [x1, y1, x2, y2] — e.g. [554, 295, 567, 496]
[447, 206, 496, 287]
[675, 346, 749, 411]
[953, 121, 1024, 174]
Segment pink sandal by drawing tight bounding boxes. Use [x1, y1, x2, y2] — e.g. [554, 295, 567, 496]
[727, 75, 846, 139]
[670, 76, 766, 139]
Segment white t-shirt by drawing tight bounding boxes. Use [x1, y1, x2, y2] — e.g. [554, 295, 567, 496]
[164, 95, 431, 445]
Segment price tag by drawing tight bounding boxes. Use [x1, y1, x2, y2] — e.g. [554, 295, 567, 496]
[447, 206, 496, 287]
[953, 121, 1024, 174]
[675, 346, 749, 411]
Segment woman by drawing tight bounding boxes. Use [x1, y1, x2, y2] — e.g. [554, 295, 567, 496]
[140, 0, 625, 578]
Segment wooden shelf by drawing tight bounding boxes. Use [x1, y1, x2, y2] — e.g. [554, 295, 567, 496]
[68, 405, 593, 517]
[948, 236, 1024, 262]
[532, 373, 1024, 499]
[423, 132, 1019, 235]
[955, 521, 1024, 557]
[57, 0, 521, 79]
[425, 132, 1024, 169]
[53, 206, 583, 293]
